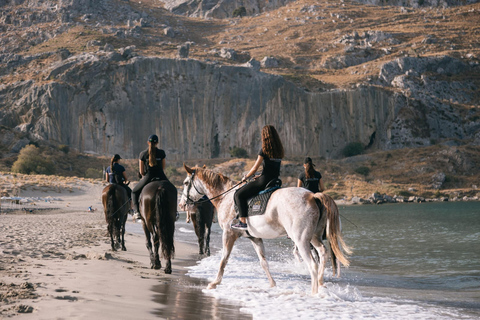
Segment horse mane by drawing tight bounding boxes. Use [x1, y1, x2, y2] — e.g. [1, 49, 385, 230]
[195, 167, 233, 189]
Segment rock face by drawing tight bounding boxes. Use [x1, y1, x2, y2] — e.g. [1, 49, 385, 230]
[164, 0, 294, 18]
[353, 0, 479, 7]
[0, 53, 478, 160]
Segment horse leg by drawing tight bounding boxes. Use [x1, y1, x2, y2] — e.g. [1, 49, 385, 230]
[108, 223, 116, 251]
[311, 237, 327, 287]
[208, 230, 238, 289]
[121, 214, 127, 251]
[294, 239, 319, 294]
[153, 230, 161, 270]
[114, 218, 122, 250]
[193, 217, 203, 255]
[164, 258, 172, 274]
[142, 222, 156, 268]
[248, 238, 276, 287]
[292, 245, 302, 262]
[205, 225, 211, 256]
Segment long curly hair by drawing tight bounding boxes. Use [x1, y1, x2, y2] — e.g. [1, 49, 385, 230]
[261, 125, 284, 159]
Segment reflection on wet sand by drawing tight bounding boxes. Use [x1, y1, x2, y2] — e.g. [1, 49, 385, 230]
[151, 275, 251, 320]
[151, 253, 251, 320]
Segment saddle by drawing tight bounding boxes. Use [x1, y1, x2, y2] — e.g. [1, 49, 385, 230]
[236, 179, 282, 217]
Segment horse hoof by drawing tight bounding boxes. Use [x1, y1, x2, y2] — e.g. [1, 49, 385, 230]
[122, 247, 127, 251]
[164, 268, 172, 274]
[207, 283, 217, 289]
[154, 265, 161, 270]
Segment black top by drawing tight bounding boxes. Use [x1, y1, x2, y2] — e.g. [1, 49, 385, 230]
[139, 148, 167, 179]
[106, 163, 125, 184]
[259, 149, 281, 179]
[298, 171, 322, 193]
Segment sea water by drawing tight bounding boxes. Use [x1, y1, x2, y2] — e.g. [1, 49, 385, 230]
[128, 201, 480, 319]
[177, 201, 480, 319]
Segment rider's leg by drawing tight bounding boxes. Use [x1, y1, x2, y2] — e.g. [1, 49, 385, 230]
[232, 177, 266, 228]
[131, 175, 150, 217]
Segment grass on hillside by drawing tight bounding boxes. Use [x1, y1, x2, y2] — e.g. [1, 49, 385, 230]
[2, 143, 479, 200]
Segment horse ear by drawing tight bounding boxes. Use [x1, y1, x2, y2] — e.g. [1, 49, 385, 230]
[183, 163, 193, 174]
[203, 165, 207, 169]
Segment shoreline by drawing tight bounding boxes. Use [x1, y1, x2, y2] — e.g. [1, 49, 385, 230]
[0, 184, 251, 320]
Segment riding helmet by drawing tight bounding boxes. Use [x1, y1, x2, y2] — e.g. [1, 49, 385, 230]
[148, 134, 158, 143]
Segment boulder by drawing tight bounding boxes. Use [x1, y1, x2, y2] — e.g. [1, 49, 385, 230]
[177, 43, 190, 58]
[261, 56, 279, 68]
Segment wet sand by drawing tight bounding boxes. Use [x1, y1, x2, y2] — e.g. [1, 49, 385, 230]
[0, 182, 251, 319]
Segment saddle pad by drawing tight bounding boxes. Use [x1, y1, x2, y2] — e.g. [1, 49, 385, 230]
[246, 186, 280, 216]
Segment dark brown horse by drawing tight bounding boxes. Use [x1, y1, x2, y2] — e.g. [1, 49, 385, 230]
[102, 184, 129, 251]
[138, 180, 177, 273]
[180, 196, 214, 256]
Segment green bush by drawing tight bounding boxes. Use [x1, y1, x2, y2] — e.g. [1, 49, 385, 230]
[12, 145, 55, 175]
[354, 166, 370, 176]
[229, 146, 248, 158]
[164, 166, 179, 177]
[398, 190, 414, 197]
[85, 168, 102, 179]
[342, 142, 364, 157]
[232, 6, 247, 18]
[58, 144, 70, 153]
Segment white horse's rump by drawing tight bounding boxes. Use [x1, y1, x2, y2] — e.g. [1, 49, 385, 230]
[179, 165, 351, 294]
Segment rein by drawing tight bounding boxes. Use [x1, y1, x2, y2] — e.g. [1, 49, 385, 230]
[185, 170, 244, 205]
[110, 196, 131, 216]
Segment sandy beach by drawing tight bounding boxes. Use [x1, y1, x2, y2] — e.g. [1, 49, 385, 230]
[0, 180, 251, 320]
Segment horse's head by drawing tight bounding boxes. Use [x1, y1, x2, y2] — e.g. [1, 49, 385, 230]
[179, 164, 206, 211]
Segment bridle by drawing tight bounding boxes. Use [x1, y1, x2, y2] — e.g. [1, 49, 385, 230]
[184, 170, 245, 205]
[184, 170, 205, 205]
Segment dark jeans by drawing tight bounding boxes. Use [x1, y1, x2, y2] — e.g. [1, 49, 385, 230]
[234, 175, 272, 218]
[121, 184, 132, 199]
[132, 173, 167, 212]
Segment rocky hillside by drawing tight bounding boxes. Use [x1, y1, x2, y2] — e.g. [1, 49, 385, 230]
[0, 0, 479, 191]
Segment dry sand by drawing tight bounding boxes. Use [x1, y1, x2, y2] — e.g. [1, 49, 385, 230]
[0, 180, 251, 319]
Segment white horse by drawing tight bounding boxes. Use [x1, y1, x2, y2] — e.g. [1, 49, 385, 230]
[180, 164, 351, 294]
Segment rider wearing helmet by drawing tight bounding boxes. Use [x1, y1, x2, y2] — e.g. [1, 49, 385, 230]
[297, 157, 325, 193]
[105, 154, 132, 198]
[131, 134, 169, 219]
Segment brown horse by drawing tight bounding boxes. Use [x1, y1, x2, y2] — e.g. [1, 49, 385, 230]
[179, 196, 214, 256]
[138, 180, 177, 273]
[102, 184, 129, 251]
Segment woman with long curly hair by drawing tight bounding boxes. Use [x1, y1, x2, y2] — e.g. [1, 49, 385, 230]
[232, 125, 284, 230]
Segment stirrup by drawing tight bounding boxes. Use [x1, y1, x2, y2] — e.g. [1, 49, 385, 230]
[231, 221, 248, 230]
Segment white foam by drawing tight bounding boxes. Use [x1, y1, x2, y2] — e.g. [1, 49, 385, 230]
[186, 246, 466, 320]
[178, 227, 195, 234]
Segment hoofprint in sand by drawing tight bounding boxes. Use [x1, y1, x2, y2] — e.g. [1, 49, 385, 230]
[0, 180, 201, 319]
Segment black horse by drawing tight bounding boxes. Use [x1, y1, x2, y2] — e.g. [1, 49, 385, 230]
[139, 180, 177, 273]
[189, 197, 214, 256]
[102, 184, 129, 251]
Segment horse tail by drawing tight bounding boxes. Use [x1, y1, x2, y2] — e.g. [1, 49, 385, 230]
[106, 185, 116, 224]
[155, 185, 175, 259]
[313, 193, 352, 267]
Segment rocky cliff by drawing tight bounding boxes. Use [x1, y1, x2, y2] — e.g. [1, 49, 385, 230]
[0, 52, 478, 160]
[163, 0, 294, 18]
